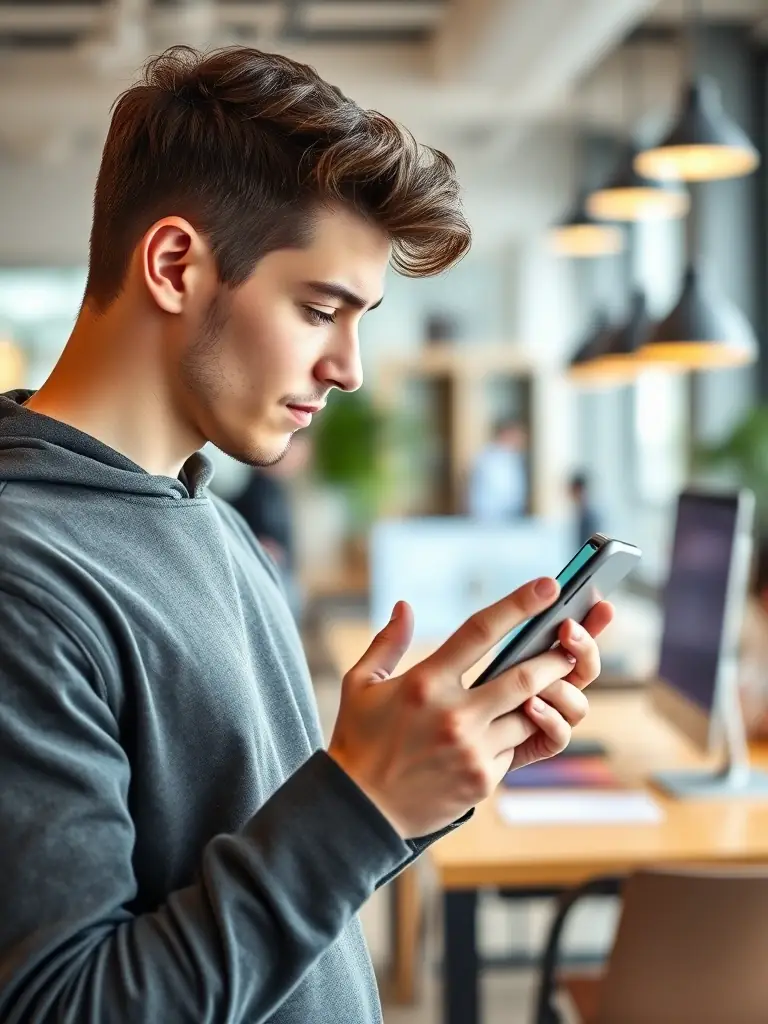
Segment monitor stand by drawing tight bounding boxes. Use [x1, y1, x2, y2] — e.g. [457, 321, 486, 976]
[653, 679, 768, 799]
[653, 763, 768, 799]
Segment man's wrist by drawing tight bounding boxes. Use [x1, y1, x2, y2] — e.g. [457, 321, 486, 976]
[326, 748, 408, 839]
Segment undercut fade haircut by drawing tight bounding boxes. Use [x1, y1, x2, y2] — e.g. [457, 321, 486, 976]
[85, 45, 472, 312]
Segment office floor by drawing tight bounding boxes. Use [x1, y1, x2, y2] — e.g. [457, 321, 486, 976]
[380, 972, 538, 1024]
[313, 669, 617, 1024]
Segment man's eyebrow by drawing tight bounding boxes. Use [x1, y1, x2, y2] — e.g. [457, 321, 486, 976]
[304, 281, 383, 312]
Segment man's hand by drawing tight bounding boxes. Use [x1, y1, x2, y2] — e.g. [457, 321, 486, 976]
[506, 601, 613, 770]
[328, 578, 611, 839]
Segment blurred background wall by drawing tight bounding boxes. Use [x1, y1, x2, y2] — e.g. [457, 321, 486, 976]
[0, 0, 767, 617]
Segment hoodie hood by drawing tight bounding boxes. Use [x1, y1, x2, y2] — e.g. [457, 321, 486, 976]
[0, 390, 214, 500]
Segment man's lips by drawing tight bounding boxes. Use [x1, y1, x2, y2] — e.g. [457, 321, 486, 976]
[286, 403, 325, 427]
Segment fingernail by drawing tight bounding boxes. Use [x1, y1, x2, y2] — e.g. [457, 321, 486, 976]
[390, 603, 400, 623]
[565, 652, 577, 665]
[530, 697, 548, 714]
[570, 623, 585, 641]
[535, 577, 557, 599]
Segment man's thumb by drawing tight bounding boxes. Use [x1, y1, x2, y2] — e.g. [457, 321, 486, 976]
[349, 601, 414, 683]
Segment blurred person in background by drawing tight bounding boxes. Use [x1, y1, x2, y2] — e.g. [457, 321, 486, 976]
[467, 417, 528, 520]
[0, 45, 612, 1024]
[232, 435, 312, 619]
[569, 471, 601, 545]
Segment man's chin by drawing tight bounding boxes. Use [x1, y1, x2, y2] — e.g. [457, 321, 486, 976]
[220, 431, 293, 469]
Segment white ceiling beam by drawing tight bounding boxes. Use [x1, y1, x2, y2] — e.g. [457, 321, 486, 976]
[302, 2, 443, 31]
[434, 0, 663, 105]
[0, 43, 543, 134]
[163, 1, 218, 50]
[0, 5, 101, 33]
[0, 36, 681, 154]
[76, 0, 149, 75]
[0, 2, 283, 37]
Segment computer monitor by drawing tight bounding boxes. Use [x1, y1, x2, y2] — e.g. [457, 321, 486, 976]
[649, 488, 768, 798]
[369, 516, 571, 641]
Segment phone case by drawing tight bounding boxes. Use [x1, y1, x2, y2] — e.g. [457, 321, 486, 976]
[470, 537, 641, 688]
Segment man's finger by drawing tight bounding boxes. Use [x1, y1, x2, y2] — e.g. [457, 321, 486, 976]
[581, 600, 614, 639]
[486, 707, 537, 757]
[556, 619, 602, 689]
[502, 699, 572, 771]
[472, 646, 576, 723]
[424, 577, 560, 678]
[347, 601, 414, 685]
[526, 681, 589, 727]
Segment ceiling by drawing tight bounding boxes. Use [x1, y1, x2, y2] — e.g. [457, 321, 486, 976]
[0, 1, 447, 51]
[0, 0, 765, 259]
[649, 0, 768, 24]
[1, 0, 766, 54]
[0, 1, 670, 145]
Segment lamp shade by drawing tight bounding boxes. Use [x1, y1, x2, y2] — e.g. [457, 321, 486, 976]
[639, 263, 758, 369]
[592, 289, 653, 369]
[634, 77, 759, 182]
[567, 314, 636, 386]
[587, 143, 690, 222]
[549, 196, 624, 258]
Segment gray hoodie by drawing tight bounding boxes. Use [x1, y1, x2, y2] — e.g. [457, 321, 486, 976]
[0, 391, 461, 1023]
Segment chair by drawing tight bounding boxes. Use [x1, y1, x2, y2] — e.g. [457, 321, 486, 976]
[534, 867, 768, 1024]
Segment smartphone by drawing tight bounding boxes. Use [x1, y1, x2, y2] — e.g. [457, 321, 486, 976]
[470, 533, 641, 688]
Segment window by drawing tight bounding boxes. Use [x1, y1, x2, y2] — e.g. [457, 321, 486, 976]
[0, 268, 86, 388]
[633, 370, 689, 505]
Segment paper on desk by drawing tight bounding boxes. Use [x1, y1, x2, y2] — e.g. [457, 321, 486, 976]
[497, 789, 664, 826]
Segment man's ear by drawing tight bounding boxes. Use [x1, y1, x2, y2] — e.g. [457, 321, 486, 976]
[141, 217, 213, 315]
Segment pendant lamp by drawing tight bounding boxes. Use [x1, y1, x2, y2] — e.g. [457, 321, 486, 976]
[549, 192, 625, 258]
[585, 289, 655, 378]
[589, 140, 690, 221]
[588, 44, 690, 222]
[638, 261, 758, 369]
[635, 78, 759, 182]
[567, 313, 634, 386]
[634, 0, 759, 182]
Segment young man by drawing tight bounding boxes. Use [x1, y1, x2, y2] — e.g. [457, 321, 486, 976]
[0, 47, 612, 1022]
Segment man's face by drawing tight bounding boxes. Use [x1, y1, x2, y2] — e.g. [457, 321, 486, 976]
[499, 426, 524, 451]
[177, 205, 390, 466]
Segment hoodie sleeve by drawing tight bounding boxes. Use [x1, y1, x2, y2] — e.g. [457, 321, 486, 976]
[0, 587, 411, 1024]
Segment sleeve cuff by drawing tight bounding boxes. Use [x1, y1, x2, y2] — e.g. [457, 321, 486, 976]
[252, 751, 411, 903]
[376, 808, 476, 890]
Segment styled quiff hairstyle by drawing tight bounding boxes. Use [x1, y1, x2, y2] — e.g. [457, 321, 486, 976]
[85, 45, 471, 311]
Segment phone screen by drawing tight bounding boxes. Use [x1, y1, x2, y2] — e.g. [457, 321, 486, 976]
[497, 539, 600, 649]
[556, 538, 600, 588]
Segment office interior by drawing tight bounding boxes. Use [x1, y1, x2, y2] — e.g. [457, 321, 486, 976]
[4, 1, 768, 1022]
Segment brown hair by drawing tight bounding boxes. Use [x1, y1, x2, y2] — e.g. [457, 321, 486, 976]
[85, 45, 471, 311]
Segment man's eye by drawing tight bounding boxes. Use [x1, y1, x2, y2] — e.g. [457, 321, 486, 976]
[303, 306, 336, 326]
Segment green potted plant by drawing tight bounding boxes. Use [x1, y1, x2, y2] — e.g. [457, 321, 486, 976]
[310, 389, 392, 537]
[695, 405, 768, 535]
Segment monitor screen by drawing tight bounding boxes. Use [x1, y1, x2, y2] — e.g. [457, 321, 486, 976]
[369, 517, 572, 640]
[657, 494, 740, 712]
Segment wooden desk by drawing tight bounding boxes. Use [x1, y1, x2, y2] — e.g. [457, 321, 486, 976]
[322, 620, 768, 1023]
[432, 694, 768, 890]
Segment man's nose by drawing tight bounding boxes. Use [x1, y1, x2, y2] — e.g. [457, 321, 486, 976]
[315, 336, 364, 393]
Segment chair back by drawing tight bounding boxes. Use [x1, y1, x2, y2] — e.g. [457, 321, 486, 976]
[597, 867, 768, 1024]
